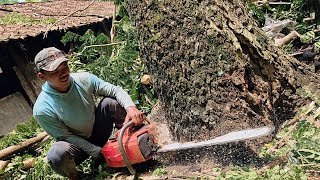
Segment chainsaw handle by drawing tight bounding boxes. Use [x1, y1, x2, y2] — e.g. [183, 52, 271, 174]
[118, 120, 136, 175]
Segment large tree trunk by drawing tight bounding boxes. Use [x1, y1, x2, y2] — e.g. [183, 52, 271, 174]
[126, 0, 316, 142]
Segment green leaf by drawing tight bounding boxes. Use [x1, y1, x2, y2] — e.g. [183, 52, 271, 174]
[300, 31, 315, 43]
[314, 41, 320, 53]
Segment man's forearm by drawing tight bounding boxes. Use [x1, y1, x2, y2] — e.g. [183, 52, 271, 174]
[64, 135, 101, 157]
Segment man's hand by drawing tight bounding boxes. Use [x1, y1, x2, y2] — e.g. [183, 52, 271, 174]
[124, 106, 145, 125]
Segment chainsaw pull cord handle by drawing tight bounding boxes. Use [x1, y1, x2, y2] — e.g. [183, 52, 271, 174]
[118, 120, 136, 175]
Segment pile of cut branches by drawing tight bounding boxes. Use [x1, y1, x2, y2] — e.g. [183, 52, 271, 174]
[247, 0, 320, 72]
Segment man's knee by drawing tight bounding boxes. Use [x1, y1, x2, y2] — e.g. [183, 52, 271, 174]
[47, 141, 77, 177]
[100, 97, 121, 110]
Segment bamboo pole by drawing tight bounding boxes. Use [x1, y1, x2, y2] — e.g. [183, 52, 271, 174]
[0, 132, 48, 160]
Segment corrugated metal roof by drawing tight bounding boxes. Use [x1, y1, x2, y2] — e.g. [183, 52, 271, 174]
[0, 0, 115, 42]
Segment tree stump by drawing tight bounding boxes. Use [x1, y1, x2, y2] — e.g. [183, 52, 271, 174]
[126, 0, 317, 143]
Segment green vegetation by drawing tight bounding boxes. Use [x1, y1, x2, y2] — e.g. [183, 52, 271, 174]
[0, 0, 319, 179]
[246, 0, 320, 26]
[246, 0, 320, 54]
[0, 12, 56, 25]
[62, 17, 157, 113]
[0, 118, 41, 150]
[216, 102, 320, 179]
[0, 118, 62, 179]
[152, 167, 167, 176]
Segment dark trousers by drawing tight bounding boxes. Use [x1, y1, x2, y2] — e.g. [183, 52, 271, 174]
[47, 97, 126, 177]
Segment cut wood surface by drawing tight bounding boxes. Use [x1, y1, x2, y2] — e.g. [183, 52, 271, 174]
[275, 31, 300, 47]
[0, 160, 9, 170]
[21, 158, 36, 170]
[0, 132, 48, 160]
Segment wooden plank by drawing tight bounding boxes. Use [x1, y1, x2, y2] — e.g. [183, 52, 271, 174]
[0, 92, 32, 136]
[7, 46, 42, 105]
[13, 67, 37, 104]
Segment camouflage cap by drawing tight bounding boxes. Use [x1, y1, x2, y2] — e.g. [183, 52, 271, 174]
[34, 47, 69, 72]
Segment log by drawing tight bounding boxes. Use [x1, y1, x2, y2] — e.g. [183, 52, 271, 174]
[21, 158, 36, 170]
[274, 31, 300, 47]
[1, 158, 37, 172]
[0, 132, 48, 160]
[0, 160, 9, 170]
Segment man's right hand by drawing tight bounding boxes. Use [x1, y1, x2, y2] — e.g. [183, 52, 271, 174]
[124, 106, 146, 125]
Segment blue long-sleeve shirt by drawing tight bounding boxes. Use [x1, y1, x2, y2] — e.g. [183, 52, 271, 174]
[33, 72, 135, 157]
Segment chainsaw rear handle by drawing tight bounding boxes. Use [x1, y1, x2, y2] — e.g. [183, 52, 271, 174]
[118, 120, 136, 175]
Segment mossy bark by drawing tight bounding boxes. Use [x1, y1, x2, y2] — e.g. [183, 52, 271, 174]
[126, 0, 315, 142]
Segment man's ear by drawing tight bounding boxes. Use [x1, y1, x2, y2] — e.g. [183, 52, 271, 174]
[37, 72, 46, 81]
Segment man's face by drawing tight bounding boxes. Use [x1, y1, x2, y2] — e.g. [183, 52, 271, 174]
[38, 62, 71, 92]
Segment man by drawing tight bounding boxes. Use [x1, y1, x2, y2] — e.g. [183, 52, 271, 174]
[33, 47, 145, 179]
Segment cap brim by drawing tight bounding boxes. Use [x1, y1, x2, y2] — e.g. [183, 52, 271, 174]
[41, 57, 69, 72]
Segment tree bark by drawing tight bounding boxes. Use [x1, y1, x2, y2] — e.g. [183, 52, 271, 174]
[126, 0, 317, 142]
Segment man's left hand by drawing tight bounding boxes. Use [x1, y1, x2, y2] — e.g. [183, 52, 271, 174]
[124, 106, 145, 125]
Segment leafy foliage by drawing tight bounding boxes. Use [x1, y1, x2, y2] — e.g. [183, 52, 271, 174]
[245, 0, 320, 54]
[246, 1, 269, 26]
[217, 165, 308, 180]
[0, 118, 42, 149]
[152, 167, 167, 176]
[0, 118, 62, 180]
[215, 103, 320, 179]
[62, 16, 157, 113]
[0, 12, 56, 25]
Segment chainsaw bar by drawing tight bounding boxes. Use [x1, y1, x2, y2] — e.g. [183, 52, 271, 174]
[157, 126, 275, 153]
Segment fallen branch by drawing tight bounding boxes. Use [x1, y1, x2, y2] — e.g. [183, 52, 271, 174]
[110, 4, 117, 59]
[34, 134, 51, 151]
[7, 158, 36, 170]
[290, 47, 314, 57]
[303, 17, 315, 22]
[74, 41, 126, 56]
[0, 132, 48, 160]
[268, 2, 291, 5]
[314, 29, 320, 33]
[275, 31, 300, 47]
[306, 170, 320, 174]
[0, 160, 9, 170]
[255, 1, 291, 6]
[297, 163, 320, 168]
[21, 158, 36, 170]
[43, 0, 95, 38]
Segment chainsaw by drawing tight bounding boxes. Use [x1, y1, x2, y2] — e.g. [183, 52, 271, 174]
[101, 120, 274, 175]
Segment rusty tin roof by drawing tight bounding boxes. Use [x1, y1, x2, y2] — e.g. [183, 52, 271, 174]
[0, 0, 115, 42]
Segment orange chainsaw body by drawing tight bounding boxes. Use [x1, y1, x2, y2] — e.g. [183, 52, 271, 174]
[101, 123, 157, 168]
